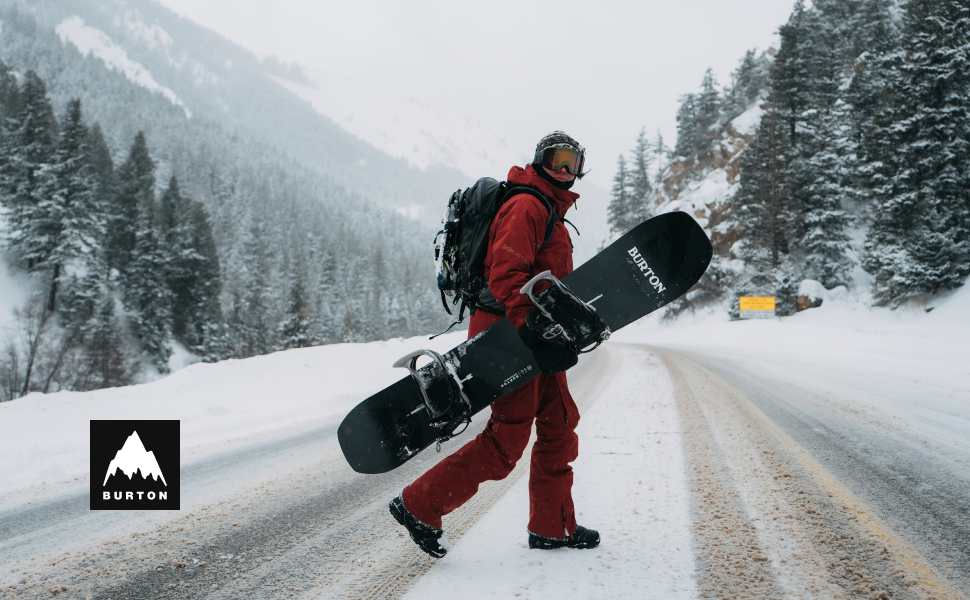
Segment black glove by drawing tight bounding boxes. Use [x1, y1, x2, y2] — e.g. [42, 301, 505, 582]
[517, 310, 579, 374]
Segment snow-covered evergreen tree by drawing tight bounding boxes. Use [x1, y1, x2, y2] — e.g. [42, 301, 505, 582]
[36, 99, 102, 310]
[628, 127, 654, 221]
[107, 132, 154, 274]
[693, 69, 722, 161]
[723, 49, 770, 124]
[84, 286, 129, 389]
[607, 154, 635, 237]
[3, 71, 58, 273]
[673, 93, 698, 162]
[277, 279, 312, 350]
[791, 101, 856, 288]
[861, 0, 970, 304]
[115, 135, 173, 372]
[729, 102, 797, 296]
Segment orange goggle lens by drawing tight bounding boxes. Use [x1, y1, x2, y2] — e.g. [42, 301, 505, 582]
[540, 147, 585, 176]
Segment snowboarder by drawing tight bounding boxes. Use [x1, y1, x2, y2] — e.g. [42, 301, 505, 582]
[390, 131, 600, 558]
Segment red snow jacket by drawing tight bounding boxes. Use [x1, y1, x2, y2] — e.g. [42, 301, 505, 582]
[474, 164, 578, 333]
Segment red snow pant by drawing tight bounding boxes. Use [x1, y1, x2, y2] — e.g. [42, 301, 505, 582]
[401, 310, 581, 540]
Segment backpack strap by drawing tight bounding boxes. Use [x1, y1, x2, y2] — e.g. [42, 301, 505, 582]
[500, 186, 558, 250]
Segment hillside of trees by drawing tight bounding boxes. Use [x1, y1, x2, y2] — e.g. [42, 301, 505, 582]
[0, 8, 456, 400]
[609, 0, 969, 316]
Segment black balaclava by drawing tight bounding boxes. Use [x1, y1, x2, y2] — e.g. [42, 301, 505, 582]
[535, 163, 576, 190]
[532, 130, 584, 191]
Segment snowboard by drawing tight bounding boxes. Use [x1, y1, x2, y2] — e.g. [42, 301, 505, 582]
[338, 211, 713, 474]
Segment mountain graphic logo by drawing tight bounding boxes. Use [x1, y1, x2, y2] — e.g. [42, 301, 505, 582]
[103, 430, 168, 486]
[90, 419, 179, 510]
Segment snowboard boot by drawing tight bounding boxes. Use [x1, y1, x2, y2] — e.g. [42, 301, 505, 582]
[529, 525, 600, 550]
[389, 495, 449, 558]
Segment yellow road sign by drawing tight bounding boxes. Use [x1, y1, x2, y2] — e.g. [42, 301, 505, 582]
[739, 297, 776, 311]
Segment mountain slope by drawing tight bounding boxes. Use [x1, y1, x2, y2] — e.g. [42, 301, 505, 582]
[14, 0, 469, 214]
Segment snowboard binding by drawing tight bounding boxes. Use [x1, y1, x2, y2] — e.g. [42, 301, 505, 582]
[520, 271, 611, 354]
[393, 349, 472, 447]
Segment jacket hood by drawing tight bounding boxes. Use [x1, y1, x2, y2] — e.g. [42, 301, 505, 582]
[507, 165, 579, 218]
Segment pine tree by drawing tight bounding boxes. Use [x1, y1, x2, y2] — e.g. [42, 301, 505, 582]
[84, 288, 128, 389]
[629, 127, 654, 221]
[115, 134, 172, 372]
[3, 71, 58, 273]
[773, 3, 841, 142]
[123, 219, 173, 373]
[277, 279, 312, 350]
[652, 130, 669, 188]
[730, 104, 794, 270]
[607, 155, 635, 236]
[87, 123, 115, 224]
[186, 200, 222, 350]
[861, 0, 970, 304]
[723, 49, 770, 124]
[159, 176, 195, 343]
[37, 99, 101, 310]
[673, 93, 698, 161]
[792, 102, 855, 288]
[694, 69, 722, 161]
[108, 132, 154, 274]
[0, 60, 21, 126]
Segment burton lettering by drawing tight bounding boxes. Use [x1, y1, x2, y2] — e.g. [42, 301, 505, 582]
[627, 246, 667, 293]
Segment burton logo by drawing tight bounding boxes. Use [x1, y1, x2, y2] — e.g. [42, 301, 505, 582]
[628, 246, 667, 294]
[90, 420, 179, 510]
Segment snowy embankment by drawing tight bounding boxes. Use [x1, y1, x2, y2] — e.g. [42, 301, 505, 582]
[617, 283, 970, 433]
[0, 331, 466, 506]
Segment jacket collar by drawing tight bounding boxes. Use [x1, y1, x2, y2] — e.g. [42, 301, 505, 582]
[507, 164, 579, 218]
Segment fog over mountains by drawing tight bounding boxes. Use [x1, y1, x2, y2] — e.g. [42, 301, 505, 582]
[7, 0, 471, 211]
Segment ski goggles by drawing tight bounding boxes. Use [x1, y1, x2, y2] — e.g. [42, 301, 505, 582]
[540, 146, 587, 178]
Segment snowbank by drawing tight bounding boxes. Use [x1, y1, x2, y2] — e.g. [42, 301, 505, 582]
[0, 331, 467, 504]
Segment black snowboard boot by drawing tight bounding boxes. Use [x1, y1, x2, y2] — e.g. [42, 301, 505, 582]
[389, 495, 449, 558]
[529, 525, 600, 550]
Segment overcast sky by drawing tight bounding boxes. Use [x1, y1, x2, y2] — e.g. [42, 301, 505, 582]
[156, 0, 796, 188]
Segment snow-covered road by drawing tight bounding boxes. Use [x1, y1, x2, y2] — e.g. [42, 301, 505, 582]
[3, 344, 967, 599]
[2, 291, 969, 599]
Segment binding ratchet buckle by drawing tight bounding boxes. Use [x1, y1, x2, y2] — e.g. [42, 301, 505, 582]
[520, 270, 611, 354]
[393, 349, 472, 449]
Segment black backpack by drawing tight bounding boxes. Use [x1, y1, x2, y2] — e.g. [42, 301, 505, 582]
[433, 177, 558, 328]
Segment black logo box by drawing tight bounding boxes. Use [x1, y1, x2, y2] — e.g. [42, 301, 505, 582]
[90, 420, 180, 510]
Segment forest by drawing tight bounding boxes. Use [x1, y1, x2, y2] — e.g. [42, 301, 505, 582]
[0, 6, 453, 401]
[608, 0, 969, 315]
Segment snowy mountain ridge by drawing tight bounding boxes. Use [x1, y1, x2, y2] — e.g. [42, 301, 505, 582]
[56, 15, 191, 118]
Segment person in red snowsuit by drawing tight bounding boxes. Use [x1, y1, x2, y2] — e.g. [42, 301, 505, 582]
[390, 132, 600, 557]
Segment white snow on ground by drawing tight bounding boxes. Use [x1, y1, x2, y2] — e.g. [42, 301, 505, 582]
[56, 16, 192, 119]
[730, 100, 765, 136]
[615, 283, 970, 444]
[1, 268, 968, 591]
[401, 347, 697, 600]
[0, 331, 466, 505]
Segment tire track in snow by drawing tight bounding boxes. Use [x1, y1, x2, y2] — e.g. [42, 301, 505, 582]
[662, 351, 787, 599]
[659, 349, 965, 600]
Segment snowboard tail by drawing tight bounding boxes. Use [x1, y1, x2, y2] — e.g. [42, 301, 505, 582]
[338, 212, 712, 474]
